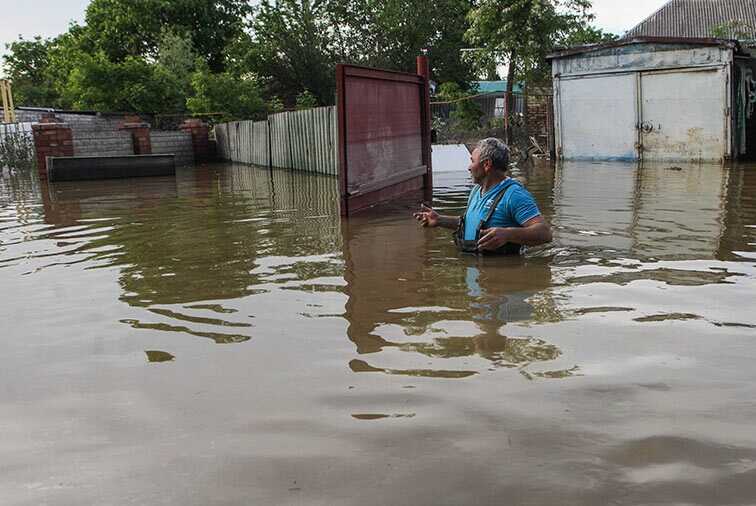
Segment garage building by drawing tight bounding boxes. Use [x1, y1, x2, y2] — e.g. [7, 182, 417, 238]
[548, 37, 756, 162]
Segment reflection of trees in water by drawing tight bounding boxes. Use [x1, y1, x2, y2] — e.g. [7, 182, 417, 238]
[121, 318, 251, 344]
[404, 334, 560, 364]
[350, 359, 477, 379]
[37, 165, 342, 343]
[38, 166, 341, 306]
[348, 331, 580, 380]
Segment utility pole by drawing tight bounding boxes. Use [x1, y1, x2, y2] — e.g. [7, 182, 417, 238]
[1, 80, 16, 123]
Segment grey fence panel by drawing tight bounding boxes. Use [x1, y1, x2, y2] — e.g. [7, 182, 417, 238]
[216, 120, 267, 166]
[215, 106, 337, 175]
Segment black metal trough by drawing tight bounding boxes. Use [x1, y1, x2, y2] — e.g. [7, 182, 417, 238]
[47, 154, 176, 182]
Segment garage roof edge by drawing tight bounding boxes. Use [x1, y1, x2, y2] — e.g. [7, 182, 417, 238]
[546, 36, 741, 60]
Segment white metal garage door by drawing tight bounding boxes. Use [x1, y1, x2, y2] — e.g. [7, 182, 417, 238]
[557, 73, 638, 160]
[639, 68, 728, 162]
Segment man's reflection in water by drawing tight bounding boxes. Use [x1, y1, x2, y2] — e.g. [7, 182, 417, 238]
[465, 259, 549, 324]
[342, 206, 576, 379]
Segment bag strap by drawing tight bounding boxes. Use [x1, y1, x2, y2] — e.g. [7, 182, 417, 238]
[456, 180, 516, 244]
[476, 180, 515, 235]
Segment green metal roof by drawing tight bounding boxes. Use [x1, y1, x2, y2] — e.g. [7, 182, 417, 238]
[472, 81, 524, 94]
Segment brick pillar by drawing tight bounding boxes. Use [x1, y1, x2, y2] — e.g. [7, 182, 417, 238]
[31, 113, 74, 180]
[119, 115, 152, 155]
[180, 118, 210, 162]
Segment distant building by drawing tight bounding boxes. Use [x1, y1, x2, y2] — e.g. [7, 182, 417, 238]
[625, 0, 756, 40]
[548, 37, 756, 162]
[471, 81, 524, 120]
[431, 80, 525, 128]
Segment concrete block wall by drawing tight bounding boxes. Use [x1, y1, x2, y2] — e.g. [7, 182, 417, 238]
[1, 108, 47, 124]
[73, 129, 134, 157]
[3, 109, 125, 129]
[7, 109, 205, 169]
[151, 131, 194, 167]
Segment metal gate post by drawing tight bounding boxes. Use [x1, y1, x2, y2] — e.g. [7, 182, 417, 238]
[416, 55, 433, 202]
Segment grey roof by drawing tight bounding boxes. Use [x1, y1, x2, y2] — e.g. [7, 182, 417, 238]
[625, 0, 756, 39]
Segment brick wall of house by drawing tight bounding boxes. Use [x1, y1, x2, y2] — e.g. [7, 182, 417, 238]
[525, 92, 555, 156]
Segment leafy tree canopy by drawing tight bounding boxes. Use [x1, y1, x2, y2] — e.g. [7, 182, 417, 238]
[2, 36, 58, 107]
[63, 52, 186, 113]
[187, 66, 267, 122]
[711, 20, 756, 40]
[242, 0, 476, 106]
[84, 0, 252, 71]
[2, 0, 610, 118]
[466, 0, 612, 87]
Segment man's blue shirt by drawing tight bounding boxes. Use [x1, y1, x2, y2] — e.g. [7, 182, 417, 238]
[463, 178, 542, 241]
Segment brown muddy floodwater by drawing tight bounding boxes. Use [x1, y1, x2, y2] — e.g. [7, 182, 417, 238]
[1, 158, 755, 505]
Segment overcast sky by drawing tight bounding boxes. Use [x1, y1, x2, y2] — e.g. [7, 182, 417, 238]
[0, 0, 668, 71]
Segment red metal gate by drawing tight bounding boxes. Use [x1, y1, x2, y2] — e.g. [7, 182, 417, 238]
[336, 58, 432, 216]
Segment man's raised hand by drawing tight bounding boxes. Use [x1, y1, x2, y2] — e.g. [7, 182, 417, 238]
[413, 203, 440, 228]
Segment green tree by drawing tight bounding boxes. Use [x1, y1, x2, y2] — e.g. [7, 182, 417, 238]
[3, 0, 481, 114]
[466, 0, 603, 135]
[245, 0, 337, 106]
[437, 81, 482, 131]
[242, 0, 476, 106]
[561, 24, 617, 47]
[328, 0, 474, 84]
[2, 36, 59, 107]
[63, 52, 185, 113]
[156, 29, 198, 103]
[711, 20, 756, 39]
[295, 90, 319, 110]
[268, 96, 285, 113]
[83, 0, 252, 71]
[187, 68, 267, 121]
[157, 29, 197, 79]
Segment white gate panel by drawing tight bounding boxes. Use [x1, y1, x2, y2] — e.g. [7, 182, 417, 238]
[557, 74, 638, 160]
[640, 68, 727, 162]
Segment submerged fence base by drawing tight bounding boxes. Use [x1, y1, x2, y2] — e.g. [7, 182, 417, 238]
[215, 106, 337, 175]
[48, 154, 175, 182]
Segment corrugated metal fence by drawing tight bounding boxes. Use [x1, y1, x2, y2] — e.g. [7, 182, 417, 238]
[215, 106, 337, 175]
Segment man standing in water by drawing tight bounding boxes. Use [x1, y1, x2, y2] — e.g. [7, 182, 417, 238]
[414, 137, 552, 254]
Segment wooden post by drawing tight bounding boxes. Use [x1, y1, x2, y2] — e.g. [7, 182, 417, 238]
[336, 64, 348, 216]
[416, 55, 433, 202]
[504, 91, 510, 144]
[1, 80, 17, 123]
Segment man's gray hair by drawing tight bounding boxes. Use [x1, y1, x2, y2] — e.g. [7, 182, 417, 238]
[476, 137, 510, 172]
